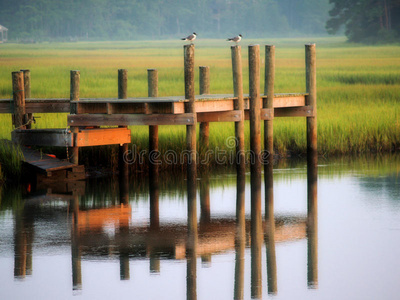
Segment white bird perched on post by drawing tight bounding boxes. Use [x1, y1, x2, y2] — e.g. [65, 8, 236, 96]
[181, 32, 197, 43]
[227, 34, 242, 44]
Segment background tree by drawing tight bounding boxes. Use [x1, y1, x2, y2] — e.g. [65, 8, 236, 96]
[326, 0, 400, 43]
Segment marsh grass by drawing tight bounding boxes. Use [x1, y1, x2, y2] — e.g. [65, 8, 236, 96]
[0, 142, 24, 180]
[0, 37, 399, 170]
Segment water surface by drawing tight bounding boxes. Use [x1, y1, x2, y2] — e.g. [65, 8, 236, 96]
[0, 155, 399, 299]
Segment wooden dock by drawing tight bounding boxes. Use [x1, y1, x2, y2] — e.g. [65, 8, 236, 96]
[0, 44, 317, 179]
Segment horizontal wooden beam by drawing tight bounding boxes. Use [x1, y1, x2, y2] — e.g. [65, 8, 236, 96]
[197, 110, 243, 122]
[274, 105, 314, 117]
[68, 113, 196, 126]
[75, 128, 131, 147]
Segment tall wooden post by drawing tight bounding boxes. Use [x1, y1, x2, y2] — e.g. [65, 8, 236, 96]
[70, 70, 80, 165]
[306, 44, 317, 164]
[199, 66, 210, 157]
[118, 69, 129, 177]
[184, 44, 197, 179]
[249, 44, 263, 299]
[184, 44, 197, 300]
[148, 69, 159, 170]
[21, 70, 32, 129]
[12, 71, 25, 130]
[264, 45, 275, 162]
[249, 45, 261, 177]
[231, 45, 245, 173]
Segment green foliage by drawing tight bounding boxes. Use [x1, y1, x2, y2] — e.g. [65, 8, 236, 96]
[0, 142, 24, 181]
[0, 0, 331, 41]
[327, 0, 400, 43]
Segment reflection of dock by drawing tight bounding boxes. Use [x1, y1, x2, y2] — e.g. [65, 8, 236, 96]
[73, 215, 306, 260]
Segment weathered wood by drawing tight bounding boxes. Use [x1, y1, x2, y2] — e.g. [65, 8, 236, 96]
[12, 71, 25, 129]
[264, 45, 275, 160]
[184, 44, 197, 174]
[199, 66, 210, 95]
[259, 108, 274, 120]
[21, 70, 32, 129]
[76, 128, 131, 147]
[199, 66, 210, 155]
[148, 69, 159, 170]
[118, 69, 128, 99]
[68, 113, 195, 126]
[70, 70, 80, 165]
[12, 129, 73, 147]
[274, 106, 314, 117]
[306, 44, 317, 162]
[0, 140, 79, 175]
[197, 110, 242, 122]
[0, 94, 308, 114]
[249, 45, 261, 175]
[231, 45, 245, 172]
[118, 69, 129, 177]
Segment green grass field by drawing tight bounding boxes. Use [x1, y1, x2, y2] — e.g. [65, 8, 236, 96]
[0, 36, 399, 170]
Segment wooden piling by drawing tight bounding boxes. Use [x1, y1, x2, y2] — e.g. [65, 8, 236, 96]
[264, 45, 275, 161]
[199, 66, 210, 157]
[306, 44, 317, 164]
[21, 70, 32, 129]
[249, 45, 261, 176]
[118, 69, 129, 177]
[184, 44, 197, 176]
[70, 70, 80, 165]
[12, 71, 25, 130]
[249, 44, 263, 299]
[231, 46, 245, 172]
[185, 45, 197, 300]
[264, 46, 277, 294]
[148, 69, 159, 169]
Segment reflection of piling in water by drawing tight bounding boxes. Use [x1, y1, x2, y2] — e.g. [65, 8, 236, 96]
[14, 211, 29, 279]
[307, 157, 318, 289]
[187, 175, 198, 300]
[71, 195, 82, 290]
[119, 174, 129, 205]
[234, 171, 246, 300]
[200, 175, 211, 225]
[150, 165, 160, 231]
[265, 163, 277, 295]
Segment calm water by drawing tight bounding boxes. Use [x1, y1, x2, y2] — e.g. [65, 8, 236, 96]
[0, 155, 399, 300]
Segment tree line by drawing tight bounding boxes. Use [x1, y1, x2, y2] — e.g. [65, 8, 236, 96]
[0, 0, 330, 41]
[0, 0, 398, 43]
